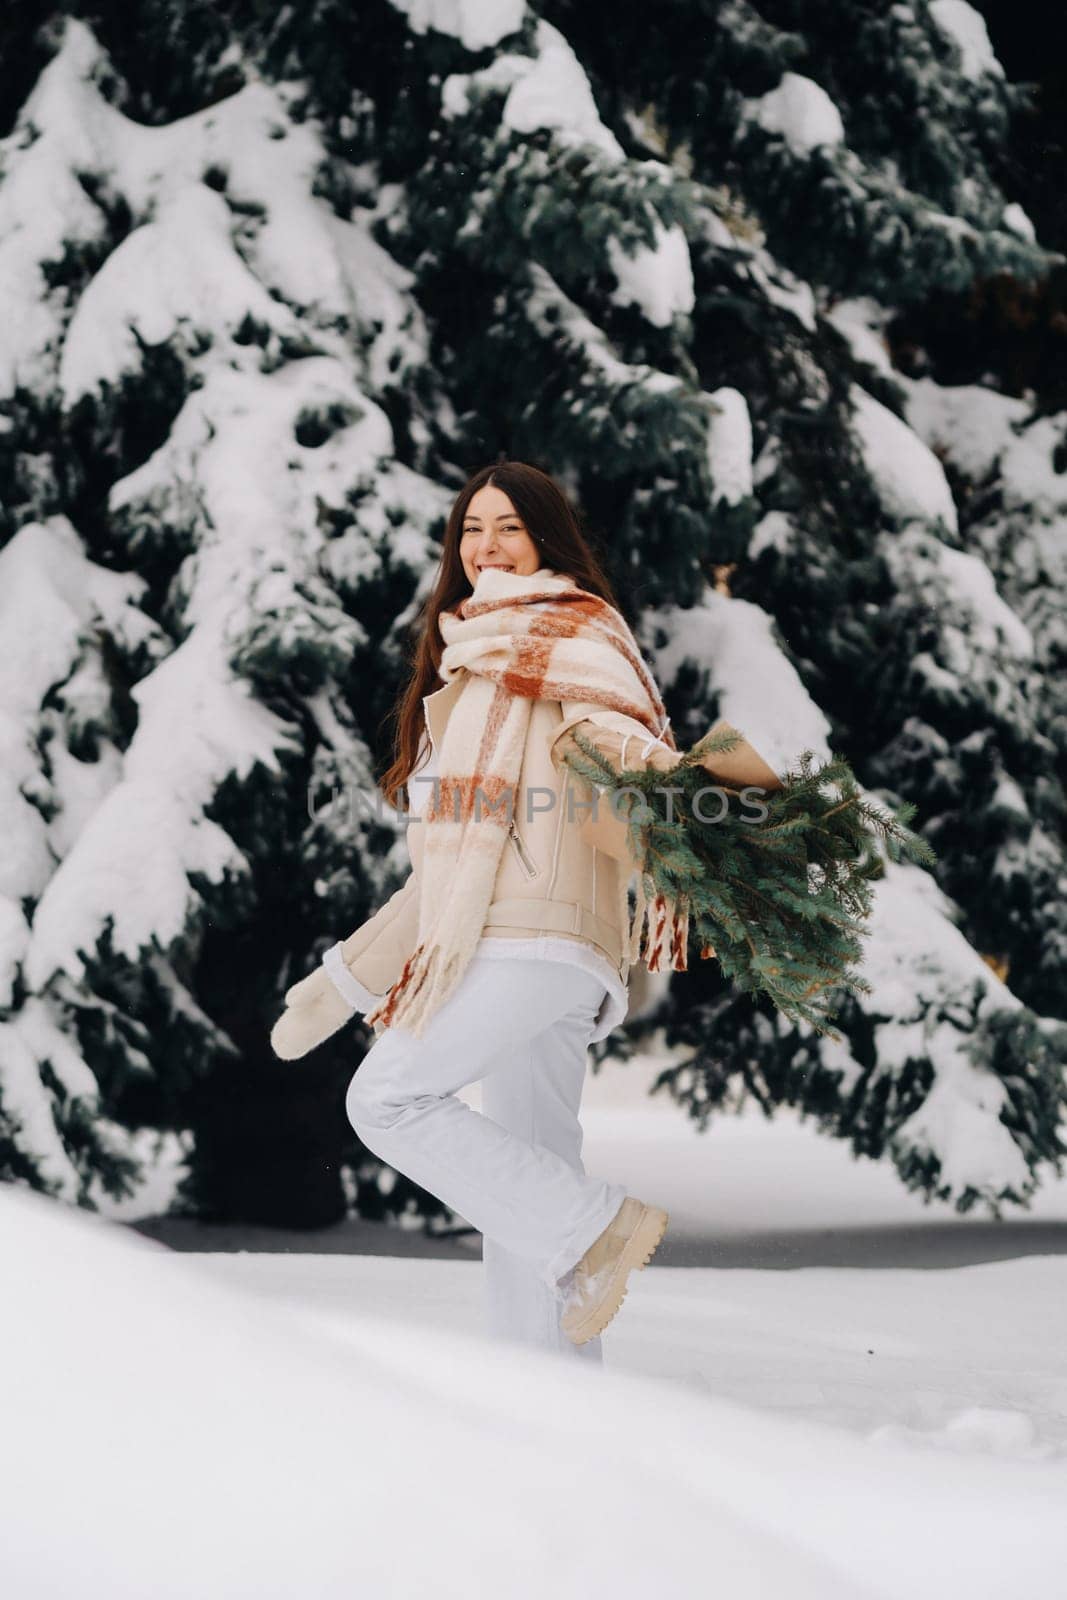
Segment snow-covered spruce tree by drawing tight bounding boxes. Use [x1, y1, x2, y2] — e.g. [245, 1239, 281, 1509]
[0, 13, 459, 1225]
[361, 0, 1066, 1214]
[529, 0, 1067, 1210]
[3, 0, 1065, 1226]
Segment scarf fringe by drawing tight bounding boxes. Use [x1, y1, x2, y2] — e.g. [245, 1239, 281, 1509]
[364, 941, 432, 1033]
[626, 874, 689, 975]
[364, 923, 487, 1039]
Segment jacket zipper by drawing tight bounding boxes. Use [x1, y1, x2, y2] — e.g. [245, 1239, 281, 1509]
[507, 818, 539, 878]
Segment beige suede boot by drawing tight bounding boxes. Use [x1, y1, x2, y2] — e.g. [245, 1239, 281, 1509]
[559, 1197, 669, 1346]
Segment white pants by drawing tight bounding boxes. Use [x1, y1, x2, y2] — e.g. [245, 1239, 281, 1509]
[345, 955, 628, 1365]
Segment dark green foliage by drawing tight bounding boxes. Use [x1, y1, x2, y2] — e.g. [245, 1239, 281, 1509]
[544, 0, 1054, 302]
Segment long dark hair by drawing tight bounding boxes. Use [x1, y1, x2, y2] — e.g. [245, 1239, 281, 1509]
[378, 461, 618, 812]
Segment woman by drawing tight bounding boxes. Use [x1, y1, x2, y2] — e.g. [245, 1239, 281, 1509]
[272, 461, 693, 1365]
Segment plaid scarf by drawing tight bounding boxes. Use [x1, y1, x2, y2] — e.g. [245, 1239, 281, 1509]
[366, 566, 689, 1037]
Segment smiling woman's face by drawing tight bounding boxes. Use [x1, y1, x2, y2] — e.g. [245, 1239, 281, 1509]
[459, 484, 542, 589]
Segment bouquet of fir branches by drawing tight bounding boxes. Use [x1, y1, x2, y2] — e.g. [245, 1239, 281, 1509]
[561, 722, 937, 1040]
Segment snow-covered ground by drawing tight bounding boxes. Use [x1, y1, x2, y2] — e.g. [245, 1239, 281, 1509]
[5, 1055, 1065, 1598]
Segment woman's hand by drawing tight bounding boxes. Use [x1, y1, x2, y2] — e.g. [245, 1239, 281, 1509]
[271, 967, 356, 1059]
